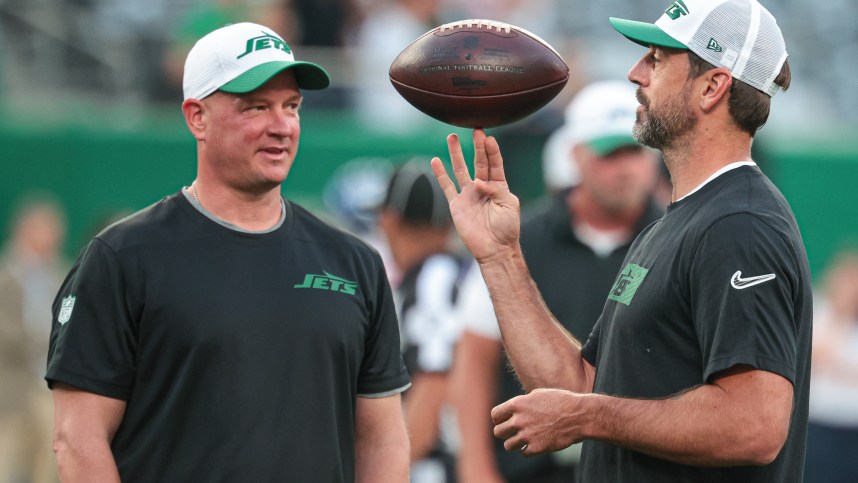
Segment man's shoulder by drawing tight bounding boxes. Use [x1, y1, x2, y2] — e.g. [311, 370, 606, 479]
[690, 166, 797, 235]
[95, 193, 186, 251]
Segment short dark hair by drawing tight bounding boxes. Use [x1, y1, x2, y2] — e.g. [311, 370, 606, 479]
[687, 51, 791, 136]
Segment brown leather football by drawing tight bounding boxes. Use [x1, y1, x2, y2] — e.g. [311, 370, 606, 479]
[389, 19, 569, 128]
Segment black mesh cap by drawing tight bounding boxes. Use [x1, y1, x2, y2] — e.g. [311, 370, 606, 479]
[382, 161, 452, 227]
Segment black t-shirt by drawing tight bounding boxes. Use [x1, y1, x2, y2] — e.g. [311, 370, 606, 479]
[46, 193, 410, 483]
[581, 165, 812, 482]
[494, 191, 663, 481]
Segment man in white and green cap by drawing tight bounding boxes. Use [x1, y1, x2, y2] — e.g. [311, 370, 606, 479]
[47, 23, 411, 482]
[429, 0, 812, 481]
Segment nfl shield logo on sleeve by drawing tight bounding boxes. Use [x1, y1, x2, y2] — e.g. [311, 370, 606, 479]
[58, 296, 76, 324]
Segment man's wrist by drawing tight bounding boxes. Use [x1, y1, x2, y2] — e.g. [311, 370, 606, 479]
[578, 393, 607, 441]
[477, 246, 524, 273]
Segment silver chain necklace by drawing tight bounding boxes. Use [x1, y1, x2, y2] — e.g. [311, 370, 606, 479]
[191, 183, 201, 205]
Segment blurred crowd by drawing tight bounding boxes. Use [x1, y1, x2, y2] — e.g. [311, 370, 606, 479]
[0, 0, 857, 125]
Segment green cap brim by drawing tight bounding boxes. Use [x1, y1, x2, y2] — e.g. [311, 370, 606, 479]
[220, 61, 331, 93]
[587, 134, 640, 157]
[609, 17, 688, 50]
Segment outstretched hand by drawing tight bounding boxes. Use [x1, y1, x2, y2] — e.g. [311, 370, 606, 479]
[430, 129, 521, 264]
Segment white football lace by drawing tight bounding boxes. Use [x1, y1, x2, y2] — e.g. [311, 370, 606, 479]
[439, 19, 512, 34]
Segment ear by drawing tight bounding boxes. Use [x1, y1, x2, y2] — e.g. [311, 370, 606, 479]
[182, 99, 207, 141]
[699, 67, 733, 111]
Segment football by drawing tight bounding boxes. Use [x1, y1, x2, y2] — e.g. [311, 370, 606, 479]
[389, 19, 569, 128]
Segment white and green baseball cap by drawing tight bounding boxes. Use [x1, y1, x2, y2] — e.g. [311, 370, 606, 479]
[565, 81, 642, 157]
[609, 0, 788, 96]
[183, 22, 330, 100]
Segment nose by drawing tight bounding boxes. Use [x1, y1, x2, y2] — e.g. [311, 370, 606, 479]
[267, 108, 294, 138]
[628, 52, 649, 88]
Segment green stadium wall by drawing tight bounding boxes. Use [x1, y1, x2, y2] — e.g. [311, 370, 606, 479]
[1, 104, 856, 282]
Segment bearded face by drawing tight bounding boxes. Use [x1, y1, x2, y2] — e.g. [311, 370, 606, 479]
[633, 82, 697, 151]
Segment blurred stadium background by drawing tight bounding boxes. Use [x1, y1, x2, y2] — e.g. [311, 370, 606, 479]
[1, 0, 856, 275]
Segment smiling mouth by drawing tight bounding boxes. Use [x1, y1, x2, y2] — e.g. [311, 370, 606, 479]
[261, 147, 288, 155]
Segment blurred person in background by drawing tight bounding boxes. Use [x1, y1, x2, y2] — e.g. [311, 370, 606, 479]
[806, 249, 858, 483]
[378, 162, 464, 483]
[351, 0, 441, 133]
[46, 23, 409, 482]
[0, 193, 67, 483]
[281, 0, 360, 47]
[450, 81, 662, 483]
[323, 156, 399, 284]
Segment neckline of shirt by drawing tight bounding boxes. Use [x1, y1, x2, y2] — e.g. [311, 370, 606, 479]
[181, 188, 286, 234]
[675, 161, 757, 203]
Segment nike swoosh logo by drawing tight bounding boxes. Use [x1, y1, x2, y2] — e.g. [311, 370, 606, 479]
[730, 271, 776, 289]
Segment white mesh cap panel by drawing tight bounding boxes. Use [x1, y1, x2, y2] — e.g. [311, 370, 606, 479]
[685, 0, 787, 96]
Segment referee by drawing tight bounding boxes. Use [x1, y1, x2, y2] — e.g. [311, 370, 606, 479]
[430, 0, 812, 481]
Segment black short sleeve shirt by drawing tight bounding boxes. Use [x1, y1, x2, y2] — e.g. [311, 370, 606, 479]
[580, 165, 812, 482]
[46, 193, 410, 483]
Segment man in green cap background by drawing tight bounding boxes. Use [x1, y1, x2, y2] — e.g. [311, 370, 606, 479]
[429, 0, 811, 481]
[46, 22, 410, 482]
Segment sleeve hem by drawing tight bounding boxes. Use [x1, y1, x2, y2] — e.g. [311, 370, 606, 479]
[357, 370, 411, 397]
[358, 382, 412, 399]
[581, 343, 598, 368]
[45, 370, 132, 401]
[704, 353, 796, 385]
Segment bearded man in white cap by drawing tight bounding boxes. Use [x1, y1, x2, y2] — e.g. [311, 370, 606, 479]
[47, 23, 410, 483]
[430, 0, 812, 481]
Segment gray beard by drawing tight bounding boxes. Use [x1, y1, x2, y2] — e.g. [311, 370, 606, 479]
[633, 105, 696, 151]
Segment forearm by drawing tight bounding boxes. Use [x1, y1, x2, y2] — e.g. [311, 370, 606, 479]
[479, 250, 592, 392]
[453, 335, 504, 483]
[52, 384, 125, 483]
[355, 396, 409, 483]
[355, 433, 410, 483]
[54, 436, 121, 483]
[458, 395, 504, 483]
[583, 380, 788, 466]
[404, 374, 446, 461]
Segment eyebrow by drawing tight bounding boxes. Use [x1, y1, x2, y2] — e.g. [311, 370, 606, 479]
[235, 92, 304, 105]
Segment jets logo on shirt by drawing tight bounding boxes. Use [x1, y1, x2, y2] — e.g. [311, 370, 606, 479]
[608, 264, 649, 306]
[730, 271, 776, 290]
[58, 296, 76, 324]
[294, 271, 358, 295]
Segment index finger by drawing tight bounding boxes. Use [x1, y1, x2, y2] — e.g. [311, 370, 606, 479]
[491, 399, 514, 425]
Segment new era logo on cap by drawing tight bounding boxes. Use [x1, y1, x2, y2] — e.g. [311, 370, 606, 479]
[183, 22, 330, 101]
[707, 38, 723, 52]
[609, 0, 788, 96]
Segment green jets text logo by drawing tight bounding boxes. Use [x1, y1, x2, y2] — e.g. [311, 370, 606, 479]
[665, 0, 689, 19]
[608, 264, 649, 306]
[707, 38, 723, 52]
[237, 32, 291, 59]
[294, 271, 358, 295]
